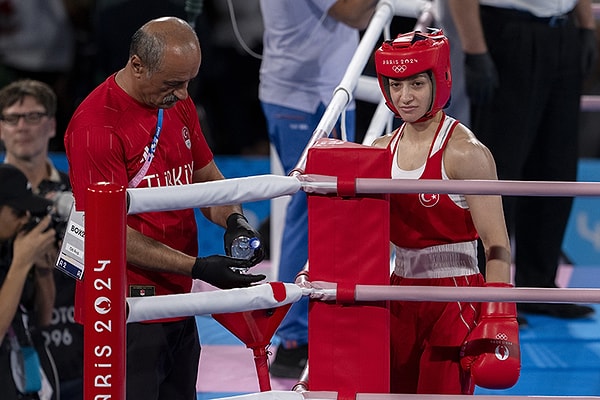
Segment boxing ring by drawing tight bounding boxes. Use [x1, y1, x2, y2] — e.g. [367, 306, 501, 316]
[77, 1, 600, 399]
[81, 168, 600, 400]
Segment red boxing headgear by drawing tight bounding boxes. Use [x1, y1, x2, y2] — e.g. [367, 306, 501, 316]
[374, 29, 452, 121]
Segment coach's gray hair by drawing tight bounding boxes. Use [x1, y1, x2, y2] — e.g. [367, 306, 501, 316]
[129, 27, 165, 74]
[129, 17, 199, 75]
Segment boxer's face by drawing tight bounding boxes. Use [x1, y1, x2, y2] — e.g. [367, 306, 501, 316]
[388, 72, 433, 123]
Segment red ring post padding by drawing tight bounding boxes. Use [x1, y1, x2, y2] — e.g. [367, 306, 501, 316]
[307, 139, 391, 399]
[84, 183, 127, 400]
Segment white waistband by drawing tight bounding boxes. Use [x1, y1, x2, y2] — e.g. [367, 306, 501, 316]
[393, 240, 479, 279]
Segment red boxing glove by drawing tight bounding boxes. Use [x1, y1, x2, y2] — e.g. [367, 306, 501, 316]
[460, 282, 521, 389]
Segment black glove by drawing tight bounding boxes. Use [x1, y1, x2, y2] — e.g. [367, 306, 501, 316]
[464, 52, 499, 105]
[223, 213, 265, 265]
[191, 255, 266, 289]
[580, 28, 598, 79]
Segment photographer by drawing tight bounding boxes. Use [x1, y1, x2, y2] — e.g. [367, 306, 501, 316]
[0, 80, 82, 399]
[0, 164, 58, 400]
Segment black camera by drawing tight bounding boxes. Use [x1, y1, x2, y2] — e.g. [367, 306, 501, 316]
[23, 191, 73, 244]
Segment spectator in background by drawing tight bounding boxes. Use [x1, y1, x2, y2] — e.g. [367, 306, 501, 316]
[448, 0, 598, 322]
[0, 164, 58, 400]
[0, 79, 83, 399]
[259, 0, 377, 379]
[0, 0, 76, 152]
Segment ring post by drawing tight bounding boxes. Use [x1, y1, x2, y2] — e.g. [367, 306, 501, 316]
[84, 183, 127, 400]
[306, 138, 391, 399]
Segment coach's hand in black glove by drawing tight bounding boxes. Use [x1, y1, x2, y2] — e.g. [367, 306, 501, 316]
[192, 255, 266, 289]
[223, 213, 265, 265]
[464, 52, 499, 105]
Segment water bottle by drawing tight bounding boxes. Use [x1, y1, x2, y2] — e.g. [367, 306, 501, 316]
[231, 236, 261, 260]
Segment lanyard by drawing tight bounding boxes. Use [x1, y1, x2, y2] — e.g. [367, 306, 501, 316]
[129, 109, 163, 188]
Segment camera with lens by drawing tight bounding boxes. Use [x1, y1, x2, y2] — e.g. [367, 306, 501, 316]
[23, 190, 74, 245]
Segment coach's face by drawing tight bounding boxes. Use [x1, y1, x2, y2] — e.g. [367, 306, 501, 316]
[134, 44, 201, 109]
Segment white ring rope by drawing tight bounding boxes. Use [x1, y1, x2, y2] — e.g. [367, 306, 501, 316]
[125, 174, 600, 216]
[301, 282, 600, 304]
[126, 282, 303, 323]
[351, 285, 600, 304]
[126, 174, 301, 214]
[125, 282, 600, 324]
[299, 174, 600, 197]
[122, 173, 600, 323]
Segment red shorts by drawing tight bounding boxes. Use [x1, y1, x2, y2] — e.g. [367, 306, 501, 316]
[390, 273, 485, 394]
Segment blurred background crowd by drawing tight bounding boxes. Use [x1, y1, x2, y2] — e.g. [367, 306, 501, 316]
[0, 0, 269, 156]
[2, 0, 599, 158]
